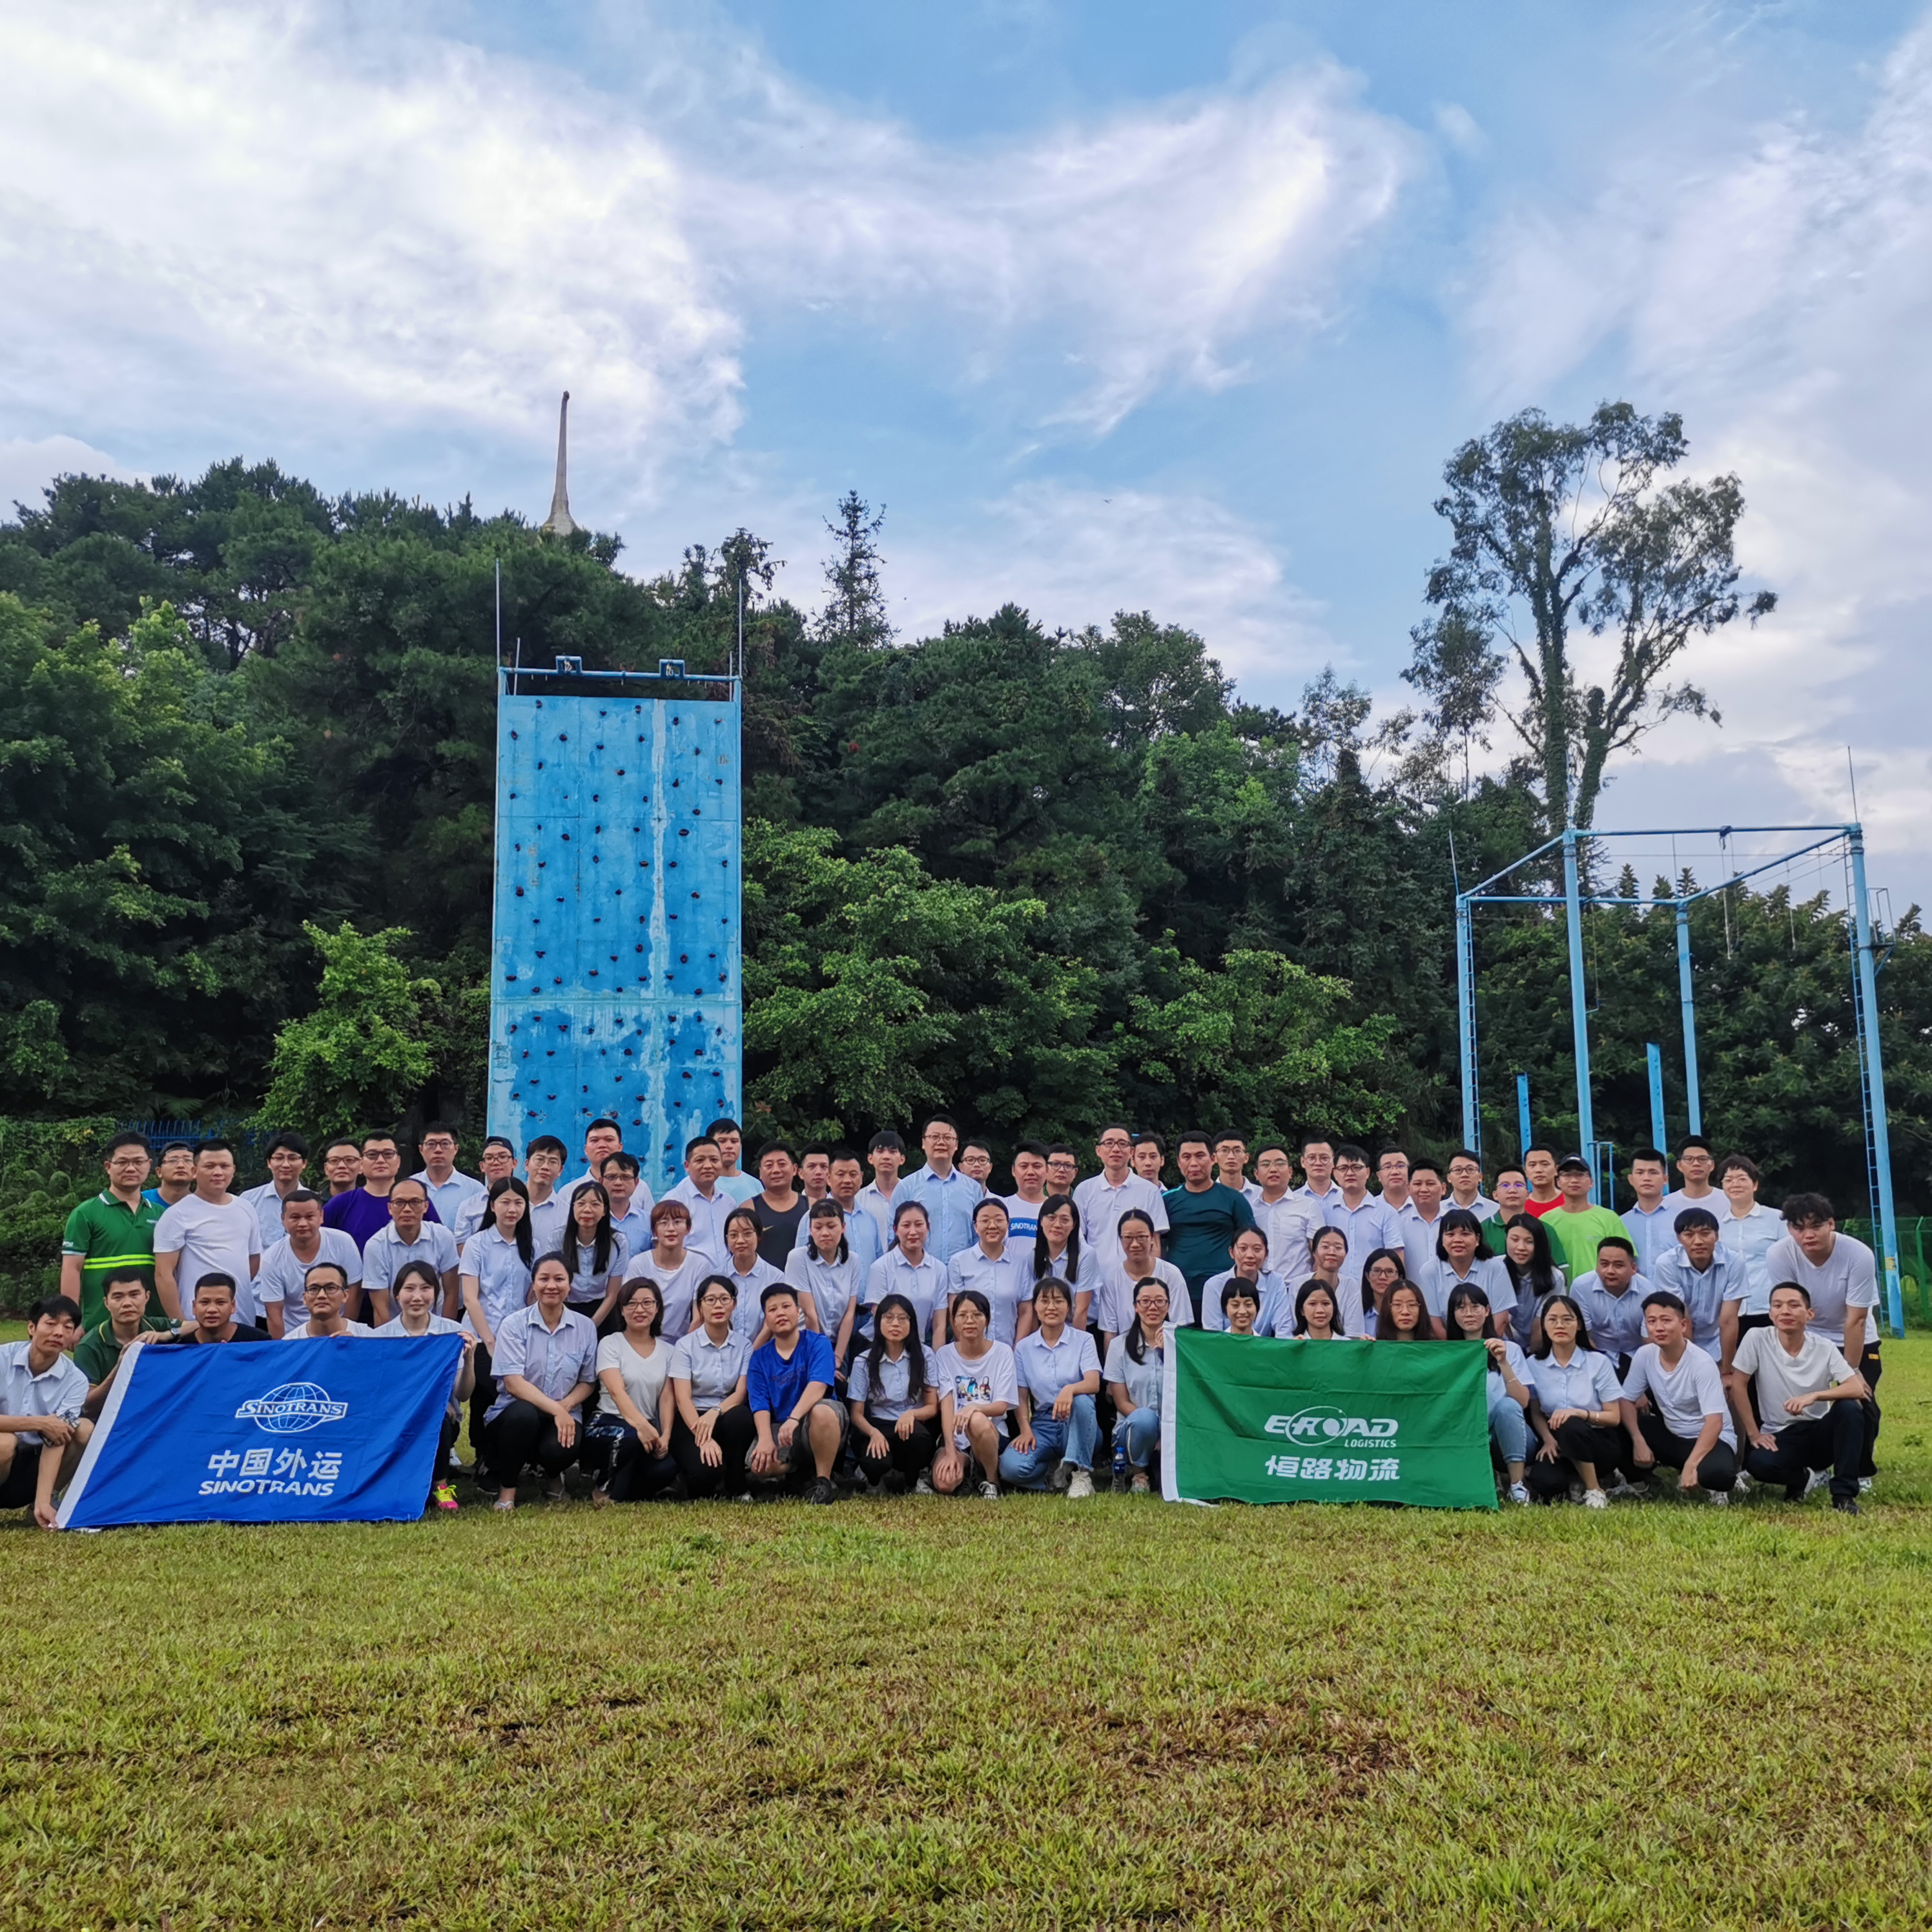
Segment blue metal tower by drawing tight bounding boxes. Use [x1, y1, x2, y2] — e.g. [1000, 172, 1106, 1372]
[488, 659, 743, 1195]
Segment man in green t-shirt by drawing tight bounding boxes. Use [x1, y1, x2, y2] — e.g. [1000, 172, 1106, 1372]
[74, 1269, 176, 1413]
[1161, 1133, 1257, 1321]
[1541, 1155, 1633, 1282]
[60, 1133, 165, 1330]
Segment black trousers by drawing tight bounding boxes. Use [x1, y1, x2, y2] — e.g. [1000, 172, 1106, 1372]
[1635, 1407, 1738, 1492]
[481, 1399, 582, 1485]
[1858, 1347, 1882, 1476]
[426, 1413, 460, 1500]
[1525, 1417, 1638, 1500]
[1744, 1403, 1869, 1505]
[670, 1406, 758, 1499]
[0, 1443, 44, 1510]
[856, 1415, 936, 1482]
[608, 1429, 680, 1502]
[468, 1344, 497, 1472]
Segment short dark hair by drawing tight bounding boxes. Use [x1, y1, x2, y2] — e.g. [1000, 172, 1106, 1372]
[360, 1131, 397, 1151]
[759, 1281, 800, 1311]
[1640, 1290, 1687, 1317]
[526, 1135, 567, 1159]
[1630, 1147, 1668, 1169]
[1046, 1143, 1076, 1160]
[388, 1176, 428, 1202]
[263, 1131, 310, 1158]
[1212, 1131, 1248, 1151]
[684, 1135, 720, 1158]
[706, 1117, 743, 1137]
[868, 1129, 905, 1154]
[1524, 1143, 1556, 1162]
[601, 1152, 641, 1178]
[104, 1129, 152, 1158]
[192, 1274, 238, 1302]
[324, 1137, 361, 1158]
[1596, 1235, 1636, 1260]
[1032, 1276, 1073, 1308]
[1769, 1280, 1813, 1308]
[420, 1121, 458, 1142]
[1781, 1192, 1835, 1229]
[960, 1139, 992, 1160]
[1377, 1146, 1409, 1164]
[301, 1264, 347, 1291]
[280, 1189, 322, 1213]
[1676, 1135, 1714, 1157]
[1716, 1153, 1760, 1184]
[801, 1142, 833, 1162]
[1447, 1148, 1481, 1168]
[586, 1116, 621, 1136]
[1132, 1132, 1166, 1154]
[755, 1139, 797, 1166]
[1494, 1164, 1525, 1182]
[828, 1145, 862, 1167]
[29, 1294, 82, 1325]
[101, 1268, 150, 1295]
[1300, 1136, 1334, 1155]
[1220, 1278, 1261, 1313]
[1408, 1157, 1443, 1182]
[1176, 1131, 1212, 1155]
[922, 1114, 958, 1133]
[159, 1140, 194, 1160]
[1672, 1207, 1719, 1235]
[196, 1138, 236, 1160]
[1253, 1140, 1288, 1160]
[1334, 1144, 1370, 1166]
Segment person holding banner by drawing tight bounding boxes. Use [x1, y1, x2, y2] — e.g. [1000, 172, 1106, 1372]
[847, 1293, 940, 1492]
[668, 1276, 755, 1500]
[588, 1278, 681, 1505]
[1000, 1277, 1102, 1497]
[0, 1296, 90, 1528]
[1289, 1278, 1348, 1341]
[158, 1275, 268, 1346]
[930, 1288, 1018, 1498]
[1445, 1284, 1533, 1503]
[375, 1259, 476, 1513]
[1523, 1295, 1636, 1508]
[482, 1255, 599, 1509]
[1104, 1277, 1173, 1493]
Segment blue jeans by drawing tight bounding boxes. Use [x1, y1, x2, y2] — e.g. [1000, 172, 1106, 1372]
[1122, 1405, 1162, 1469]
[998, 1393, 1098, 1486]
[1488, 1385, 1528, 1466]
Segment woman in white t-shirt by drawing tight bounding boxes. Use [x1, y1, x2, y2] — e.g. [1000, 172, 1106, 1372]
[929, 1289, 1018, 1498]
[375, 1259, 477, 1512]
[1446, 1282, 1532, 1504]
[1102, 1275, 1175, 1492]
[588, 1278, 679, 1504]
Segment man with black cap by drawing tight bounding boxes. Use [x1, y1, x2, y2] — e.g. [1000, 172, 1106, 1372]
[1540, 1155, 1632, 1284]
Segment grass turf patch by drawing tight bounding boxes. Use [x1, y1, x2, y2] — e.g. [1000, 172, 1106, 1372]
[3, 1338, 1930, 1930]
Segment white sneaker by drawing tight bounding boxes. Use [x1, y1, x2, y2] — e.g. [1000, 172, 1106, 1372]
[1858, 1477, 1873, 1493]
[1734, 1471, 1752, 1496]
[914, 1472, 935, 1496]
[1706, 1489, 1730, 1507]
[1804, 1470, 1829, 1499]
[1067, 1470, 1094, 1499]
[1508, 1483, 1531, 1505]
[978, 1479, 1000, 1500]
[1583, 1488, 1609, 1510]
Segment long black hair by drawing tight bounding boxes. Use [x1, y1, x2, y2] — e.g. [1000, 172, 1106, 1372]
[1501, 1213, 1563, 1301]
[484, 1177, 534, 1267]
[1531, 1293, 1597, 1359]
[1033, 1192, 1082, 1282]
[1124, 1275, 1169, 1365]
[1444, 1282, 1497, 1342]
[562, 1180, 615, 1277]
[864, 1290, 927, 1403]
[1293, 1277, 1340, 1337]
[388, 1259, 443, 1315]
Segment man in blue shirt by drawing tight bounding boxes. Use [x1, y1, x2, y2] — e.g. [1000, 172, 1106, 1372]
[897, 1115, 985, 1262]
[746, 1283, 843, 1504]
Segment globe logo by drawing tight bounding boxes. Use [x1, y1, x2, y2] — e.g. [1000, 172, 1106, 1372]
[234, 1382, 351, 1434]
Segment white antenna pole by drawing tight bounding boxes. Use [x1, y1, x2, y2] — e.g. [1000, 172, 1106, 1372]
[494, 557, 502, 669]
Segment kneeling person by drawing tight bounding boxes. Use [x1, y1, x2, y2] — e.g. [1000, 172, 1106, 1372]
[1619, 1291, 1738, 1504]
[1725, 1282, 1870, 1514]
[747, 1283, 844, 1503]
[1, 1296, 92, 1528]
[1000, 1277, 1102, 1497]
[161, 1275, 270, 1346]
[375, 1259, 477, 1513]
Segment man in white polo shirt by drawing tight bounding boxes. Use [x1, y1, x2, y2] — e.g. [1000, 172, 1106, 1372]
[1072, 1124, 1166, 1278]
[1619, 1290, 1738, 1503]
[256, 1190, 363, 1339]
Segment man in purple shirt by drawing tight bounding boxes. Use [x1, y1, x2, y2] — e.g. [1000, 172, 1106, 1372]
[323, 1129, 442, 1268]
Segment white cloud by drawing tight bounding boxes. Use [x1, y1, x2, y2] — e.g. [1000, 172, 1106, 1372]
[0, 435, 139, 517]
[885, 482, 1335, 700]
[0, 1, 1413, 479]
[1450, 13, 1932, 890]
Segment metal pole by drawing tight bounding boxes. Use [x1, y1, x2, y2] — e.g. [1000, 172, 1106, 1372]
[1849, 827, 1906, 1336]
[1455, 893, 1478, 1156]
[1516, 1074, 1532, 1160]
[1675, 901, 1702, 1137]
[1562, 827, 1596, 1200]
[1646, 1043, 1666, 1151]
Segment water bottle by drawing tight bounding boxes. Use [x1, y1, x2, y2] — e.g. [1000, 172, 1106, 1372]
[1112, 1440, 1127, 1490]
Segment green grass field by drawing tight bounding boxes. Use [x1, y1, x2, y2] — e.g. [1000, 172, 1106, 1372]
[5, 1339, 1931, 1931]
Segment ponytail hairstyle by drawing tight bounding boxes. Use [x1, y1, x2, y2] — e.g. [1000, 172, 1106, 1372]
[1124, 1275, 1169, 1366]
[864, 1291, 927, 1403]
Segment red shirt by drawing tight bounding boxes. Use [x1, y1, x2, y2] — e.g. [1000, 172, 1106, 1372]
[1524, 1195, 1564, 1218]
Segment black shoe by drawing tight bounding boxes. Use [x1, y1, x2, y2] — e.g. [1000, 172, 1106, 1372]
[1785, 1485, 1807, 1503]
[807, 1476, 836, 1506]
[881, 1469, 910, 1495]
[1833, 1496, 1860, 1516]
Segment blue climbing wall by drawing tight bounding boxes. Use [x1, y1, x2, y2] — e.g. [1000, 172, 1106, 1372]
[488, 666, 741, 1194]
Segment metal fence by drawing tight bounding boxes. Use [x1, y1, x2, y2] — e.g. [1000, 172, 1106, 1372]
[1845, 1217, 1932, 1330]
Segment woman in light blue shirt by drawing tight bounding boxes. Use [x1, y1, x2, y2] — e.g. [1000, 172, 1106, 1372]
[458, 1177, 533, 1471]
[786, 1199, 863, 1364]
[667, 1275, 754, 1499]
[867, 1202, 947, 1347]
[1201, 1226, 1280, 1335]
[721, 1208, 786, 1345]
[1522, 1294, 1634, 1508]
[1102, 1277, 1173, 1492]
[946, 1196, 1035, 1348]
[1428, 1211, 1517, 1339]
[1031, 1195, 1100, 1333]
[1446, 1282, 1532, 1504]
[559, 1180, 628, 1330]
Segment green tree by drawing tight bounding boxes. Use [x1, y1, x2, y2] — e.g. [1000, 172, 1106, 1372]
[260, 923, 438, 1142]
[1408, 404, 1776, 834]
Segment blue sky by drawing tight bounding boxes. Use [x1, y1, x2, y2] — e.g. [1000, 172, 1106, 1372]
[3, 0, 1930, 901]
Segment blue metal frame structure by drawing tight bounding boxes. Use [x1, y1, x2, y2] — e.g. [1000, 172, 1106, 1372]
[488, 657, 743, 1195]
[1455, 823, 1905, 1335]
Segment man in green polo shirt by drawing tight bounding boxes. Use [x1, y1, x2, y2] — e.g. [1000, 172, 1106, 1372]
[1541, 1154, 1634, 1282]
[60, 1133, 165, 1330]
[74, 1268, 176, 1413]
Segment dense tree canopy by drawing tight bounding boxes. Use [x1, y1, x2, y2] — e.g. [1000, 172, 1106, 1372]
[2, 436, 1926, 1218]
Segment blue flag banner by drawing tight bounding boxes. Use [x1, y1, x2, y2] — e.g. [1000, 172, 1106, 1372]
[57, 1336, 464, 1529]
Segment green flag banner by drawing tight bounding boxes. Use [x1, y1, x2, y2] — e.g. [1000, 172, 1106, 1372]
[1160, 1330, 1497, 1510]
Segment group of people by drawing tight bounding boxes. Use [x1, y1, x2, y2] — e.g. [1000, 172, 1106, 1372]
[6, 1114, 1883, 1526]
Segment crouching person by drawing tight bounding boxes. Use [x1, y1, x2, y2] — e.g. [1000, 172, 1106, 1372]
[481, 1255, 598, 1511]
[847, 1293, 940, 1492]
[1000, 1277, 1101, 1497]
[0, 1296, 92, 1529]
[1619, 1291, 1738, 1505]
[746, 1282, 845, 1506]
[1725, 1281, 1871, 1515]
